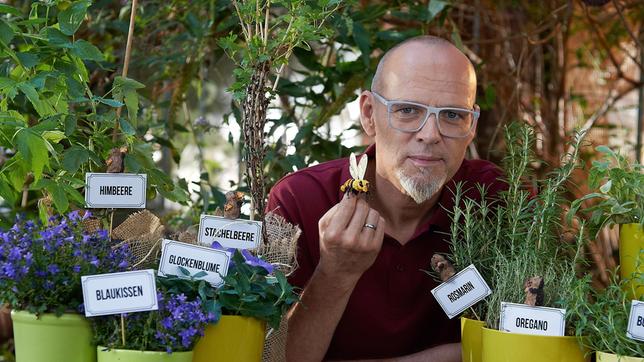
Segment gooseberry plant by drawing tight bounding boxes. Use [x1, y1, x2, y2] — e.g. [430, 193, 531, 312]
[0, 1, 188, 224]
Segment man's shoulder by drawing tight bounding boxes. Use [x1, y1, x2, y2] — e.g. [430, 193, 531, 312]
[272, 157, 347, 191]
[460, 158, 504, 182]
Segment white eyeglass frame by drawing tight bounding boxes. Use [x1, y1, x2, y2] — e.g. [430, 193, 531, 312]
[371, 91, 480, 138]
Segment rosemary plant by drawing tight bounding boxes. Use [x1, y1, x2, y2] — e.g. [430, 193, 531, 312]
[448, 123, 586, 331]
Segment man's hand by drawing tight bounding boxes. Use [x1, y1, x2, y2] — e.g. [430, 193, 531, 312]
[317, 194, 386, 282]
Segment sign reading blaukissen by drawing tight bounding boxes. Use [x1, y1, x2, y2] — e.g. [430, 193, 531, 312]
[499, 302, 566, 336]
[197, 215, 262, 249]
[158, 239, 231, 287]
[627, 300, 644, 342]
[431, 264, 492, 319]
[85, 173, 147, 208]
[81, 269, 158, 317]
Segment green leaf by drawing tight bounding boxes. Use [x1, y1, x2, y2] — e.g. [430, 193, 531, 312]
[41, 131, 66, 144]
[64, 115, 77, 136]
[46, 183, 69, 212]
[16, 52, 39, 68]
[17, 82, 55, 117]
[58, 0, 91, 36]
[94, 97, 124, 108]
[118, 118, 136, 136]
[113, 76, 144, 124]
[178, 266, 190, 276]
[352, 22, 370, 67]
[599, 180, 612, 194]
[43, 27, 72, 48]
[428, 0, 448, 21]
[14, 128, 49, 181]
[0, 5, 21, 16]
[0, 20, 15, 45]
[0, 175, 17, 205]
[193, 271, 208, 279]
[70, 40, 104, 62]
[62, 145, 89, 173]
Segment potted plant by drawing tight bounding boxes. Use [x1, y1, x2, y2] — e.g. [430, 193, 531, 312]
[444, 123, 588, 362]
[569, 146, 643, 299]
[0, 210, 132, 362]
[173, 245, 299, 362]
[568, 272, 643, 362]
[91, 285, 215, 362]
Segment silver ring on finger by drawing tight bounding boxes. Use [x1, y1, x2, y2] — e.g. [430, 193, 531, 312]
[363, 223, 377, 230]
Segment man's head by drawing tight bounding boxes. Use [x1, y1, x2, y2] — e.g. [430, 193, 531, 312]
[359, 36, 478, 204]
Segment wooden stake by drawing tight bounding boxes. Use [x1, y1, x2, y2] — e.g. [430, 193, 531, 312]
[112, 0, 139, 143]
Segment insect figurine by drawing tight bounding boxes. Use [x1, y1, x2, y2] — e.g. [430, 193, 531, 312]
[340, 152, 370, 196]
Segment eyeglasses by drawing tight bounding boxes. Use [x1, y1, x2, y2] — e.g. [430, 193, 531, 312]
[371, 92, 479, 138]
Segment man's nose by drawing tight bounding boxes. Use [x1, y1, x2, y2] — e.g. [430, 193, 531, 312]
[415, 112, 442, 144]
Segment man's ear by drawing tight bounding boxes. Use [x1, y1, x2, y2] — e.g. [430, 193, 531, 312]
[466, 104, 480, 144]
[359, 91, 376, 137]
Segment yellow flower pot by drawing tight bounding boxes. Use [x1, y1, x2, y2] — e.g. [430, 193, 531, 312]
[461, 317, 485, 362]
[596, 351, 644, 362]
[192, 315, 266, 362]
[481, 327, 588, 362]
[619, 223, 644, 299]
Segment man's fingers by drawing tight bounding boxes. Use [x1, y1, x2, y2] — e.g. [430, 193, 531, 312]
[327, 194, 358, 230]
[344, 198, 370, 241]
[358, 211, 383, 248]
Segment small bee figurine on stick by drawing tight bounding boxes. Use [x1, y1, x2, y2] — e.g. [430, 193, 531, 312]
[340, 153, 370, 196]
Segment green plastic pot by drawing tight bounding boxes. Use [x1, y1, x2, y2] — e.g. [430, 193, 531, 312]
[97, 347, 193, 362]
[619, 223, 643, 299]
[11, 310, 95, 362]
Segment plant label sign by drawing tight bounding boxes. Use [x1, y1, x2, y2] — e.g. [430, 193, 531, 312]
[85, 173, 147, 208]
[158, 239, 231, 287]
[499, 302, 565, 336]
[198, 215, 262, 249]
[626, 300, 644, 342]
[431, 264, 492, 319]
[81, 269, 158, 317]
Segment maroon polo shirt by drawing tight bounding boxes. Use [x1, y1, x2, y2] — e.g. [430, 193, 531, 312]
[266, 145, 505, 360]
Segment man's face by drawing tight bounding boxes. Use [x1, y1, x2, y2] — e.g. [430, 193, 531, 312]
[364, 43, 477, 204]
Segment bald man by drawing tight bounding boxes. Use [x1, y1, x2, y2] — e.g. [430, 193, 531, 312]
[267, 36, 506, 361]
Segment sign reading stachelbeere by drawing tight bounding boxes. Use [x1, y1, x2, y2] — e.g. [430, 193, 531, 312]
[158, 239, 231, 287]
[198, 215, 262, 249]
[627, 300, 644, 342]
[431, 264, 492, 319]
[81, 269, 158, 317]
[499, 302, 565, 337]
[85, 173, 147, 208]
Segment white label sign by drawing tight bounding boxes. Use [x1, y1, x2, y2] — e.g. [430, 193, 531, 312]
[85, 173, 147, 208]
[81, 269, 158, 317]
[499, 302, 565, 336]
[627, 300, 644, 341]
[431, 264, 492, 319]
[158, 239, 231, 287]
[198, 215, 262, 249]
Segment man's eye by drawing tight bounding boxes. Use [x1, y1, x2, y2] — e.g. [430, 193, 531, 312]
[446, 111, 461, 119]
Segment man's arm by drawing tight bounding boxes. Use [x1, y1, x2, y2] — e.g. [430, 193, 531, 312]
[285, 195, 385, 362]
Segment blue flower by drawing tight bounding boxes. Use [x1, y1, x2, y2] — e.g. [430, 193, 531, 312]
[47, 264, 60, 275]
[73, 265, 81, 273]
[241, 249, 274, 274]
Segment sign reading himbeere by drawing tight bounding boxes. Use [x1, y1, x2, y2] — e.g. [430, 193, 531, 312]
[197, 215, 262, 249]
[431, 264, 492, 319]
[627, 300, 644, 342]
[81, 269, 158, 317]
[158, 239, 231, 287]
[85, 173, 147, 208]
[499, 302, 566, 336]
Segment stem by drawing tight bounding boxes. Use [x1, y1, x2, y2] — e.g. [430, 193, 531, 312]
[120, 314, 126, 346]
[112, 0, 139, 143]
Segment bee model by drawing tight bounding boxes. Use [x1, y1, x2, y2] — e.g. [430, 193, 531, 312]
[340, 153, 370, 196]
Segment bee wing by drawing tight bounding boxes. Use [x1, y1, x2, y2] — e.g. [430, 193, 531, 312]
[357, 154, 368, 179]
[349, 152, 359, 179]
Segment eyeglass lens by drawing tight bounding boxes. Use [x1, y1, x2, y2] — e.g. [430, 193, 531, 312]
[389, 102, 473, 136]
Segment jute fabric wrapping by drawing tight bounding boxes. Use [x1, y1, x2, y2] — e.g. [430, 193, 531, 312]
[111, 210, 165, 268]
[259, 212, 301, 362]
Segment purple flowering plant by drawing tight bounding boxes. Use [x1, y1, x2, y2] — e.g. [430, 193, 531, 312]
[0, 211, 132, 315]
[92, 288, 216, 353]
[209, 242, 299, 329]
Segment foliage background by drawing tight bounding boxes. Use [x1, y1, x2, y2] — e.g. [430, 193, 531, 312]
[0, 0, 642, 288]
